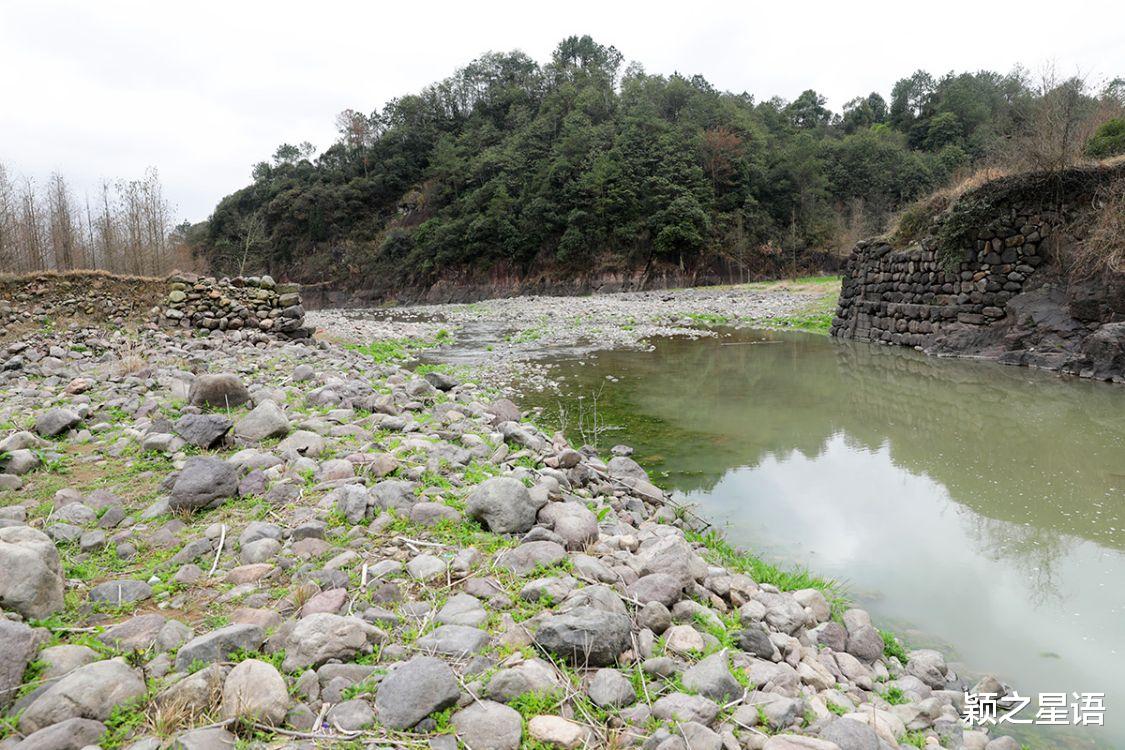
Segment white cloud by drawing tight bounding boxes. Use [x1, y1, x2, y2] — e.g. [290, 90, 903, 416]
[1, 0, 1121, 222]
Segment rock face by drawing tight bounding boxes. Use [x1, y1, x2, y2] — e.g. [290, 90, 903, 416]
[831, 162, 1125, 382]
[20, 659, 146, 733]
[374, 656, 460, 729]
[534, 606, 632, 666]
[188, 373, 251, 408]
[466, 477, 544, 533]
[0, 526, 65, 619]
[169, 457, 239, 511]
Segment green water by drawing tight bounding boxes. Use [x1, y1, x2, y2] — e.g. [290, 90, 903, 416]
[520, 329, 1125, 749]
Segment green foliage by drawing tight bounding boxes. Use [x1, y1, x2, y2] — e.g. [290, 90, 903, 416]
[508, 689, 563, 719]
[686, 528, 842, 607]
[882, 685, 909, 705]
[881, 629, 908, 663]
[1085, 118, 1125, 158]
[901, 730, 928, 748]
[195, 39, 1059, 287]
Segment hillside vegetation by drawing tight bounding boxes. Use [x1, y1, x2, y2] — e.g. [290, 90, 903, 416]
[191, 36, 1124, 295]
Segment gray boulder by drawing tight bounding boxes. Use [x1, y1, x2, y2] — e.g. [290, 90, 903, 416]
[534, 606, 632, 666]
[98, 614, 170, 651]
[89, 579, 153, 606]
[466, 477, 544, 534]
[415, 624, 489, 656]
[188, 373, 251, 409]
[374, 656, 460, 730]
[682, 650, 742, 702]
[495, 540, 567, 576]
[651, 692, 720, 725]
[14, 718, 107, 750]
[819, 717, 880, 750]
[369, 480, 415, 511]
[173, 414, 232, 449]
[0, 526, 65, 619]
[846, 625, 885, 663]
[20, 659, 146, 733]
[326, 699, 374, 730]
[171, 727, 236, 750]
[451, 700, 522, 750]
[35, 408, 81, 438]
[221, 659, 289, 725]
[628, 572, 683, 606]
[233, 400, 290, 442]
[282, 613, 378, 671]
[169, 457, 239, 511]
[588, 668, 636, 708]
[0, 620, 47, 711]
[174, 624, 265, 672]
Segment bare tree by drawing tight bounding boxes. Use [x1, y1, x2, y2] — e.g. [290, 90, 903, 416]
[19, 178, 45, 271]
[236, 214, 265, 276]
[1000, 65, 1101, 172]
[0, 164, 16, 269]
[0, 161, 186, 276]
[46, 172, 81, 269]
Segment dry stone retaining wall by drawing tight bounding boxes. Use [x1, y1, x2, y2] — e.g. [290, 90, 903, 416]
[830, 164, 1125, 381]
[0, 271, 310, 341]
[830, 203, 1063, 347]
[162, 273, 310, 338]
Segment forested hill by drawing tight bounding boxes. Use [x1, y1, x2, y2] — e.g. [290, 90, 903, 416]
[191, 36, 1123, 299]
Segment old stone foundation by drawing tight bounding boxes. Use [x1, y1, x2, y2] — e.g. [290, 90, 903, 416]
[831, 163, 1125, 382]
[161, 273, 310, 338]
[0, 271, 311, 342]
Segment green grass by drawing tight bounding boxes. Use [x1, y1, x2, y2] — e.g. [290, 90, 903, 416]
[686, 312, 733, 326]
[881, 629, 908, 663]
[345, 329, 454, 364]
[760, 310, 834, 334]
[686, 529, 845, 617]
[882, 685, 909, 705]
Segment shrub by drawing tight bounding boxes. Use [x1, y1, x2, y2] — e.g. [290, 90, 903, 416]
[1084, 118, 1125, 159]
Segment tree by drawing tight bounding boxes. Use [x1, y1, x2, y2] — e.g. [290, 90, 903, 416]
[890, 70, 936, 130]
[841, 93, 888, 133]
[786, 90, 831, 130]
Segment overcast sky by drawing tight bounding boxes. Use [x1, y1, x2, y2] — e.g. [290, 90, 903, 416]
[1, 0, 1121, 223]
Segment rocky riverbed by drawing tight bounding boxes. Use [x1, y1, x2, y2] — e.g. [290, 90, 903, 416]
[307, 279, 835, 393]
[0, 306, 1026, 750]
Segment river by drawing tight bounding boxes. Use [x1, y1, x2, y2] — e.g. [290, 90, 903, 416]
[510, 328, 1125, 749]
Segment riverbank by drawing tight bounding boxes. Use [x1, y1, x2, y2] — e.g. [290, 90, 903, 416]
[307, 276, 841, 393]
[0, 282, 1029, 750]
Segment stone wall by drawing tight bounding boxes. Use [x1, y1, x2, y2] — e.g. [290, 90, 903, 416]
[0, 271, 310, 342]
[161, 273, 310, 338]
[831, 163, 1125, 381]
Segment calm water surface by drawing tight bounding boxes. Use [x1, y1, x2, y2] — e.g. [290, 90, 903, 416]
[517, 329, 1125, 748]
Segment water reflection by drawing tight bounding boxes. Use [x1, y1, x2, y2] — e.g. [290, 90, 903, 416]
[519, 329, 1125, 748]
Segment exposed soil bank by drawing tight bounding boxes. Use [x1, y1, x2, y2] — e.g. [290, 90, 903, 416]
[300, 251, 842, 308]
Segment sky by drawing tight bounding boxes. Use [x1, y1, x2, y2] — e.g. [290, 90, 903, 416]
[1, 0, 1121, 224]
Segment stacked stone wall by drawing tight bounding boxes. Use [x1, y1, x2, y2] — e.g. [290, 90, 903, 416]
[831, 202, 1065, 347]
[0, 271, 310, 341]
